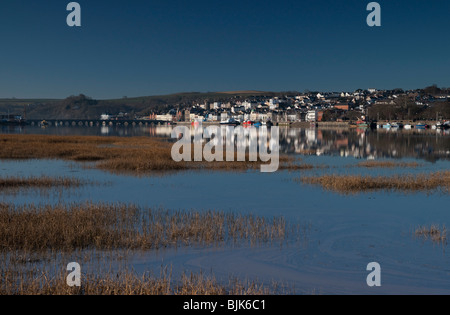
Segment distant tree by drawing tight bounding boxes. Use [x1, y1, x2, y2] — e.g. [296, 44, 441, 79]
[392, 88, 405, 95]
[424, 84, 441, 96]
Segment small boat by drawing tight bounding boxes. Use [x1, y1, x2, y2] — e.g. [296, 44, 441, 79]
[253, 121, 262, 127]
[383, 123, 392, 129]
[191, 119, 202, 127]
[415, 124, 427, 130]
[0, 115, 27, 126]
[220, 118, 240, 126]
[404, 124, 412, 130]
[437, 121, 450, 130]
[356, 120, 369, 128]
[390, 122, 403, 130]
[40, 120, 49, 127]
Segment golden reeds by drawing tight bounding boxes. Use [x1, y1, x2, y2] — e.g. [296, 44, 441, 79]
[0, 176, 85, 192]
[0, 201, 299, 295]
[0, 203, 291, 252]
[357, 161, 421, 168]
[415, 225, 447, 245]
[0, 134, 297, 173]
[0, 265, 290, 295]
[299, 171, 450, 194]
[0, 135, 186, 172]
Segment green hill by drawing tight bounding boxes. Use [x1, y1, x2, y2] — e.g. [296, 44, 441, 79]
[0, 91, 288, 120]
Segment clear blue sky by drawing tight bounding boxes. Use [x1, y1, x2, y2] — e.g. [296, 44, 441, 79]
[1, 0, 449, 99]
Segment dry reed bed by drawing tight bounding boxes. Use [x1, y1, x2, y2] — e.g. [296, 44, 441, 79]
[299, 171, 450, 194]
[415, 225, 447, 245]
[0, 266, 289, 295]
[0, 176, 85, 192]
[0, 203, 292, 252]
[0, 135, 185, 172]
[356, 161, 421, 168]
[0, 134, 297, 173]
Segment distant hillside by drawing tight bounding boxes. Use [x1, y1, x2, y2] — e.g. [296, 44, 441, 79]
[0, 91, 292, 120]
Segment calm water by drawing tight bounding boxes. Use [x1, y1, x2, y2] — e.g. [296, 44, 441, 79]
[1, 125, 450, 294]
[3, 124, 450, 161]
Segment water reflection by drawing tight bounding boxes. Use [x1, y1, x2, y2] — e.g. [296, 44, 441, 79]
[2, 124, 449, 162]
[279, 128, 450, 162]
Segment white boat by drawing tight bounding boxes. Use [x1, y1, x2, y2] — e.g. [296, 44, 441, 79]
[220, 118, 240, 126]
[404, 124, 412, 130]
[437, 121, 450, 129]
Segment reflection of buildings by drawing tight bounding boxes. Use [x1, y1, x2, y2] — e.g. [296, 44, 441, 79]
[146, 126, 449, 162]
[277, 128, 450, 161]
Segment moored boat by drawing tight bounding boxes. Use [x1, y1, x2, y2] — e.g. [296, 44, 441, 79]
[356, 120, 369, 128]
[415, 123, 428, 130]
[404, 124, 412, 130]
[0, 115, 27, 126]
[220, 118, 240, 126]
[253, 121, 262, 127]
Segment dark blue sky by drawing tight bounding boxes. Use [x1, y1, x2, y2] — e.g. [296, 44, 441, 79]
[1, 0, 449, 99]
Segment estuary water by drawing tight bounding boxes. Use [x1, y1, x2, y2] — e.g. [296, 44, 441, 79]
[1, 125, 450, 294]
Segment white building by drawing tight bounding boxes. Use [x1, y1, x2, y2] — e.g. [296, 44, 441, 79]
[220, 112, 229, 121]
[156, 114, 174, 122]
[267, 99, 279, 110]
[189, 114, 205, 121]
[306, 110, 318, 122]
[242, 101, 256, 110]
[100, 114, 110, 121]
[207, 115, 219, 121]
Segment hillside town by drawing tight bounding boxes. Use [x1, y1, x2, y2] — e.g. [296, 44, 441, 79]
[2, 86, 449, 125]
[126, 87, 450, 125]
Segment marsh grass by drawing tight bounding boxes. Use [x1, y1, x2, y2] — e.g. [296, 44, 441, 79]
[0, 135, 186, 172]
[0, 201, 300, 295]
[279, 163, 315, 171]
[0, 135, 296, 174]
[299, 171, 450, 194]
[0, 203, 294, 252]
[356, 161, 421, 168]
[415, 225, 447, 245]
[0, 176, 85, 192]
[0, 263, 291, 295]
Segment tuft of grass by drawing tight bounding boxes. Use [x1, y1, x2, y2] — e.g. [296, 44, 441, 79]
[299, 171, 450, 194]
[357, 161, 421, 168]
[279, 163, 315, 171]
[0, 176, 85, 192]
[415, 225, 447, 245]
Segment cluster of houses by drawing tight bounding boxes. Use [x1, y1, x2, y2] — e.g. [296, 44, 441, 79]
[108, 88, 450, 124]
